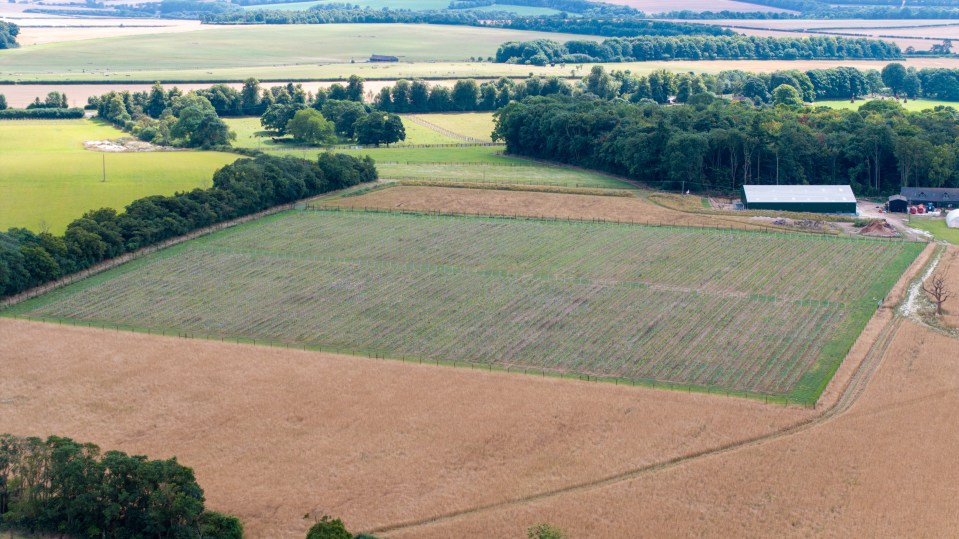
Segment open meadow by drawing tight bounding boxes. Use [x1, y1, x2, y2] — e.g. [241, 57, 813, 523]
[605, 0, 795, 13]
[816, 98, 959, 112]
[223, 114, 636, 190]
[405, 112, 495, 142]
[8, 209, 922, 400]
[905, 216, 959, 245]
[0, 24, 603, 82]
[0, 119, 238, 232]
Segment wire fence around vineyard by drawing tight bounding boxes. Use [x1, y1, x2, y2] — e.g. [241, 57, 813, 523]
[7, 209, 924, 400]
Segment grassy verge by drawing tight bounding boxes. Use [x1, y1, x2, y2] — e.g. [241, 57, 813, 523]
[788, 241, 926, 402]
[907, 217, 959, 244]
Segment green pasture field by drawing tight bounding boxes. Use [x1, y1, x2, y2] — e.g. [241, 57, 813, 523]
[251, 144, 510, 163]
[7, 209, 922, 401]
[243, 0, 448, 9]
[461, 3, 563, 15]
[815, 98, 959, 112]
[221, 118, 632, 189]
[224, 116, 461, 149]
[0, 24, 603, 82]
[395, 119, 464, 145]
[0, 119, 238, 233]
[907, 217, 959, 244]
[375, 162, 634, 189]
[407, 112, 495, 141]
[241, 0, 559, 13]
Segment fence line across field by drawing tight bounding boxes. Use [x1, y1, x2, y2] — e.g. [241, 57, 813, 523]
[304, 203, 918, 243]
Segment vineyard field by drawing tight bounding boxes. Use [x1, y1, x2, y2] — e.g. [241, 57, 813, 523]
[7, 210, 922, 399]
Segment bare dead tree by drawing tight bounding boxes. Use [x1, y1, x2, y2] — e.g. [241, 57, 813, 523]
[922, 274, 952, 316]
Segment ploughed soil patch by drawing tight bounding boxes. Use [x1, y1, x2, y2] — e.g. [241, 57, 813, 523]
[327, 185, 771, 230]
[859, 219, 900, 237]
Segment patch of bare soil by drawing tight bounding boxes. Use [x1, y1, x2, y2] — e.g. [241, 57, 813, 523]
[84, 138, 178, 152]
[751, 215, 840, 233]
[859, 219, 900, 237]
[327, 185, 772, 230]
[0, 319, 809, 538]
[385, 316, 959, 539]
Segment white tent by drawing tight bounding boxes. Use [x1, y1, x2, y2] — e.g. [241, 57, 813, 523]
[947, 209, 959, 229]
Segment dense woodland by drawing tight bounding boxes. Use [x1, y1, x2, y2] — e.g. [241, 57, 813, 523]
[496, 35, 902, 64]
[199, 5, 731, 39]
[0, 153, 376, 299]
[0, 434, 242, 538]
[0, 21, 17, 49]
[721, 0, 959, 19]
[493, 94, 959, 195]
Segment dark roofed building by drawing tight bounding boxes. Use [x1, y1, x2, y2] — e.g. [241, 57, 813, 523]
[369, 54, 399, 62]
[901, 187, 959, 208]
[888, 194, 908, 213]
[740, 185, 857, 214]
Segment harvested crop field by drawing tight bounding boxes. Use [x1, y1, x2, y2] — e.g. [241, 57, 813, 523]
[605, 0, 794, 13]
[0, 318, 810, 538]
[328, 184, 759, 228]
[390, 316, 959, 538]
[8, 208, 923, 398]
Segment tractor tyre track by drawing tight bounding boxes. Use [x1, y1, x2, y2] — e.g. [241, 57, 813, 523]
[369, 314, 905, 536]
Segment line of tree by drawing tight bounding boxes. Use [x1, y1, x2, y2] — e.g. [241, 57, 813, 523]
[495, 35, 902, 65]
[0, 108, 85, 119]
[373, 76, 571, 113]
[0, 434, 243, 538]
[492, 93, 959, 196]
[497, 17, 733, 38]
[24, 91, 70, 109]
[198, 5, 731, 39]
[0, 21, 18, 49]
[0, 152, 376, 299]
[447, 0, 640, 16]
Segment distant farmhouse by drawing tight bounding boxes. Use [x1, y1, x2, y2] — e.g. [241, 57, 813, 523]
[900, 187, 959, 209]
[369, 54, 399, 62]
[740, 185, 857, 214]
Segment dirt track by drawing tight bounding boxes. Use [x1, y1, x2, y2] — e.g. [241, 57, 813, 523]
[0, 319, 807, 538]
[380, 266, 959, 538]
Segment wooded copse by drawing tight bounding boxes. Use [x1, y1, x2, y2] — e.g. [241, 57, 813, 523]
[574, 64, 958, 103]
[495, 35, 902, 65]
[0, 21, 18, 49]
[198, 4, 731, 40]
[0, 153, 377, 299]
[0, 434, 243, 539]
[493, 94, 959, 195]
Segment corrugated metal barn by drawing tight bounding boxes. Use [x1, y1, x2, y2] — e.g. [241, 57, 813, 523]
[740, 185, 857, 214]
